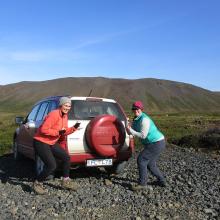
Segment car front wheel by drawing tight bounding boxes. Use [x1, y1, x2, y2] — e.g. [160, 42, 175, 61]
[13, 139, 22, 161]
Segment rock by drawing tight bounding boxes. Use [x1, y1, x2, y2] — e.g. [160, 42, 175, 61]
[0, 147, 219, 220]
[104, 179, 113, 186]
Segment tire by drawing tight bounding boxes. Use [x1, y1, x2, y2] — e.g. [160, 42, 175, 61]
[105, 161, 127, 175]
[35, 154, 45, 177]
[13, 139, 22, 161]
[86, 115, 126, 157]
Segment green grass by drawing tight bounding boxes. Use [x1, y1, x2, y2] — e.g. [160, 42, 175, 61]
[0, 110, 219, 155]
[0, 111, 25, 155]
[126, 111, 220, 150]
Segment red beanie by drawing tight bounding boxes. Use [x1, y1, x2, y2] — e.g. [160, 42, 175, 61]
[132, 101, 144, 110]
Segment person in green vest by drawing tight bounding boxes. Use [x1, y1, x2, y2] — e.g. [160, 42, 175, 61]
[126, 101, 166, 191]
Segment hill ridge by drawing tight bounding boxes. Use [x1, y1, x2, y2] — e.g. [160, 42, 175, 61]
[0, 77, 219, 112]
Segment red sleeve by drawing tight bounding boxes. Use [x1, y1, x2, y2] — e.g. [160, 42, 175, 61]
[39, 111, 60, 137]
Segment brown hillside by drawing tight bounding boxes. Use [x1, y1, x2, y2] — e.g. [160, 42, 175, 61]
[0, 77, 219, 112]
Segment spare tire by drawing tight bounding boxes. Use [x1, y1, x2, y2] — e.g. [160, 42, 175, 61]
[86, 114, 126, 157]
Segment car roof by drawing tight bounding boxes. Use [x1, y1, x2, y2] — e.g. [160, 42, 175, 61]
[36, 96, 117, 104]
[70, 97, 116, 103]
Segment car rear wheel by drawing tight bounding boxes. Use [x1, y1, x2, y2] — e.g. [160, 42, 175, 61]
[105, 161, 127, 175]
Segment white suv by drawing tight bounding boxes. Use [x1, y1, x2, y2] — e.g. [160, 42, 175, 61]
[13, 96, 134, 175]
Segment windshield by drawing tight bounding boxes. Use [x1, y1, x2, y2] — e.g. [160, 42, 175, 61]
[68, 100, 126, 121]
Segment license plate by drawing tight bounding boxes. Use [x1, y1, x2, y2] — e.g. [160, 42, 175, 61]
[86, 159, 113, 167]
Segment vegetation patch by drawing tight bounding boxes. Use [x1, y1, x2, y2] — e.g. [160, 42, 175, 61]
[175, 127, 220, 152]
[0, 112, 23, 155]
[130, 112, 220, 154]
[0, 111, 220, 156]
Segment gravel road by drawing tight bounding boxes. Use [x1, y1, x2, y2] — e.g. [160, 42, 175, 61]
[0, 145, 219, 220]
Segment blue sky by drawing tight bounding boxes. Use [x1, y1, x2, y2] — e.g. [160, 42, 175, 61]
[0, 0, 219, 91]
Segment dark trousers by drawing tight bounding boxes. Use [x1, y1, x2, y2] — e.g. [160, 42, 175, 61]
[34, 140, 70, 182]
[137, 139, 165, 185]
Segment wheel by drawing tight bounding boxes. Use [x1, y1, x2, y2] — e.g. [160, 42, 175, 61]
[13, 139, 22, 161]
[86, 115, 126, 157]
[35, 154, 44, 176]
[105, 161, 127, 175]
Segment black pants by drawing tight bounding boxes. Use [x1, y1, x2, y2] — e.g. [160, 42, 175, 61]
[34, 140, 70, 182]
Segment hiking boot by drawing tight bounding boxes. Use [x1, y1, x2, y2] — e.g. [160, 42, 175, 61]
[131, 184, 148, 191]
[157, 180, 166, 187]
[151, 180, 166, 187]
[33, 180, 48, 195]
[61, 178, 78, 191]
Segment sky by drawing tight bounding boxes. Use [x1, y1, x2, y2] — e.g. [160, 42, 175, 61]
[0, 0, 219, 91]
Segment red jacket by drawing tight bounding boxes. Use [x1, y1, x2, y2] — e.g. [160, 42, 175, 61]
[34, 109, 76, 146]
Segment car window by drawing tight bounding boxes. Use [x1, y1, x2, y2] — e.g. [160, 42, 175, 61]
[68, 100, 126, 121]
[35, 102, 49, 121]
[27, 104, 41, 122]
[50, 101, 58, 112]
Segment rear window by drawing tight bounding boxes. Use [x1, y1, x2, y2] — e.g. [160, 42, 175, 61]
[68, 100, 126, 121]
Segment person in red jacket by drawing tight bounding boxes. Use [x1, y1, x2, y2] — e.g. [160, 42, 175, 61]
[33, 96, 81, 195]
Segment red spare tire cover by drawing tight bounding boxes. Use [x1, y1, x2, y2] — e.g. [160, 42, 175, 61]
[86, 114, 126, 157]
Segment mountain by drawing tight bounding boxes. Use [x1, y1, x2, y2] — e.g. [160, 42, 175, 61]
[0, 77, 219, 113]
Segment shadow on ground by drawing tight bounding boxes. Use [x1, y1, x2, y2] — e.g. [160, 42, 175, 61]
[0, 153, 110, 185]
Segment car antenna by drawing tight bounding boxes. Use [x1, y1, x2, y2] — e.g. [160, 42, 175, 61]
[88, 89, 93, 97]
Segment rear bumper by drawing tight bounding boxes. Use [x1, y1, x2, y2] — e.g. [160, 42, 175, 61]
[69, 148, 133, 165]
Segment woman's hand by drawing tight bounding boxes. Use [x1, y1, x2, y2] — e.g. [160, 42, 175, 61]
[59, 129, 66, 135]
[73, 122, 81, 129]
[125, 123, 131, 134]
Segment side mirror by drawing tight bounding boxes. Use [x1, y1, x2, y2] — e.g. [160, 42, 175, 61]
[15, 116, 24, 125]
[27, 120, 36, 128]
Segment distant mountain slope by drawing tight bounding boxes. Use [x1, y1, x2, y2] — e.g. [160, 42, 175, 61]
[0, 77, 219, 112]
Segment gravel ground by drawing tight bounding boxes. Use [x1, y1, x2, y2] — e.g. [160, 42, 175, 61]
[0, 145, 219, 220]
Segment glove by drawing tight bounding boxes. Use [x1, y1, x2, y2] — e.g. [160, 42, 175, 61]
[59, 129, 66, 135]
[73, 122, 81, 129]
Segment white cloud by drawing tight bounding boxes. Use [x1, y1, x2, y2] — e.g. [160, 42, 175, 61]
[0, 49, 84, 63]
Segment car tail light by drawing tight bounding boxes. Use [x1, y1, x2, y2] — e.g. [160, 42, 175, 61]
[129, 135, 135, 153]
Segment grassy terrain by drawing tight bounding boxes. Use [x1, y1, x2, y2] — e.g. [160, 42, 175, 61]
[0, 111, 219, 156]
[0, 111, 25, 155]
[151, 112, 220, 142]
[127, 111, 220, 151]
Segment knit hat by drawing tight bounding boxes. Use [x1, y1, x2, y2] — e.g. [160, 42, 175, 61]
[59, 97, 71, 106]
[132, 101, 144, 110]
